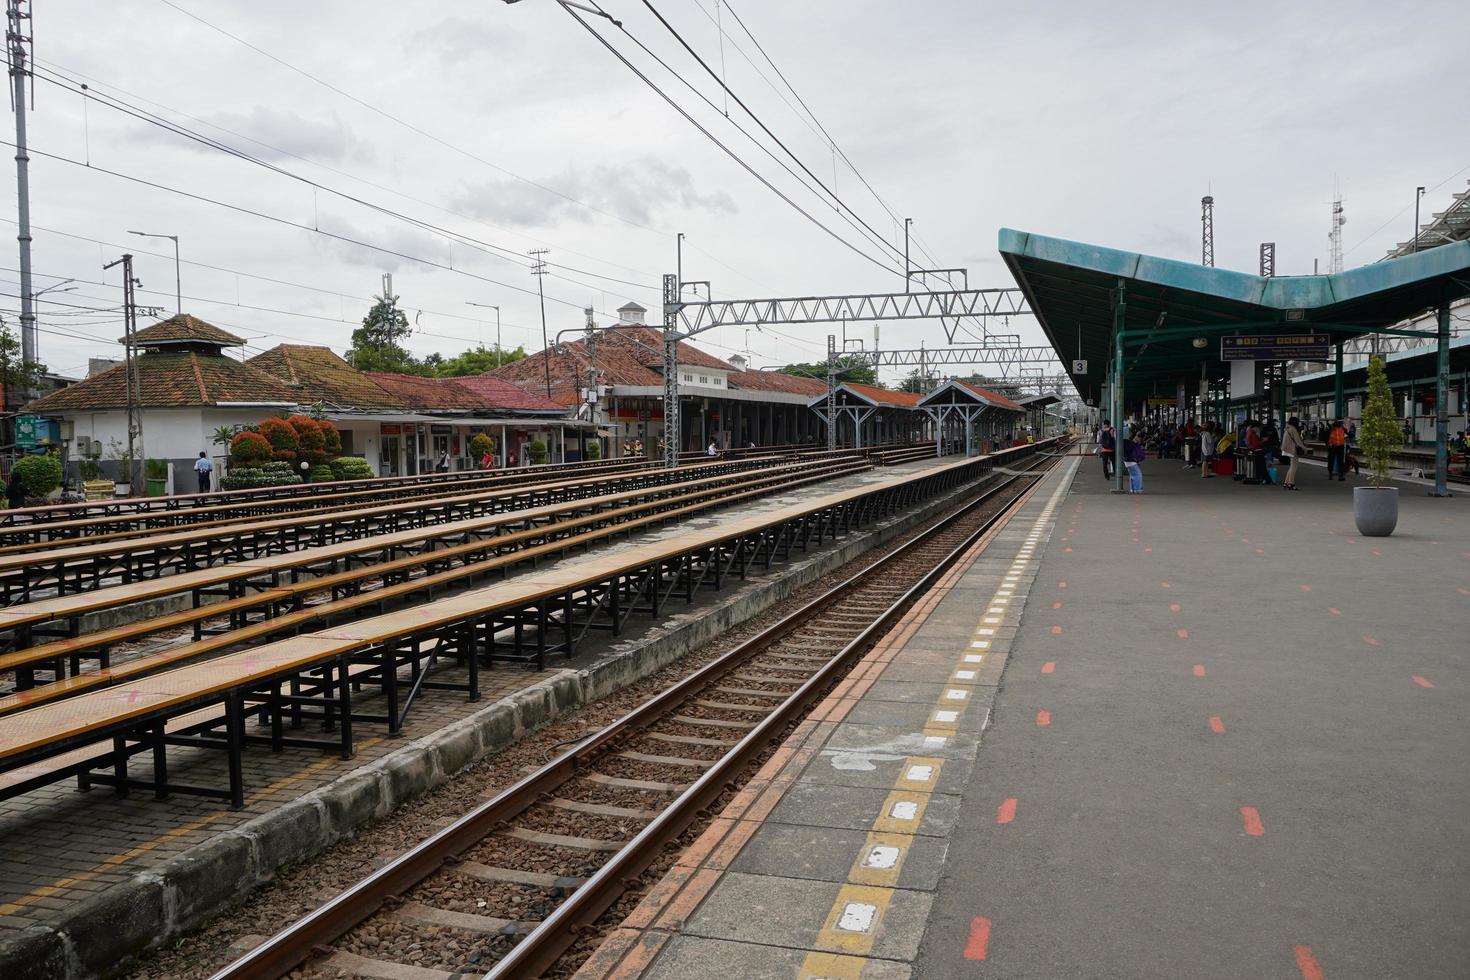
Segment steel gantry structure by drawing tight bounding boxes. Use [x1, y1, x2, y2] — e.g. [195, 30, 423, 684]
[660, 275, 1067, 462]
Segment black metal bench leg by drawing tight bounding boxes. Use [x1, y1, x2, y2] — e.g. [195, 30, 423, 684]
[152, 721, 169, 801]
[337, 659, 354, 759]
[111, 735, 129, 798]
[225, 692, 245, 810]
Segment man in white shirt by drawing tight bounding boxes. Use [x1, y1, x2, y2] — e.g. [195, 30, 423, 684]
[193, 452, 212, 493]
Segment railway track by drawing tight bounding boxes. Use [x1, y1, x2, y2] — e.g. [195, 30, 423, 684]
[212, 451, 1058, 980]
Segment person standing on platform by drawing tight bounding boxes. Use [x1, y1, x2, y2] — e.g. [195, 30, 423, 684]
[1123, 433, 1145, 493]
[6, 468, 25, 508]
[1200, 421, 1217, 478]
[1327, 420, 1347, 481]
[707, 440, 719, 456]
[1280, 417, 1306, 490]
[193, 451, 212, 494]
[1097, 421, 1116, 480]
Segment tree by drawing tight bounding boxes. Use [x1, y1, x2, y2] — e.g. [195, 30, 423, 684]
[434, 345, 528, 377]
[1359, 356, 1400, 486]
[898, 369, 928, 394]
[0, 318, 47, 410]
[779, 356, 879, 388]
[347, 292, 424, 374]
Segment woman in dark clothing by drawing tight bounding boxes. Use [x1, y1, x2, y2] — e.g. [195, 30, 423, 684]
[6, 469, 25, 509]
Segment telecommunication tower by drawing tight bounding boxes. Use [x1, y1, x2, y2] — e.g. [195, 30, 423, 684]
[1258, 242, 1276, 278]
[1200, 196, 1215, 267]
[1328, 195, 1346, 273]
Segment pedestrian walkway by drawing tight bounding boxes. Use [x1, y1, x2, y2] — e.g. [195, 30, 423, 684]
[580, 453, 1469, 979]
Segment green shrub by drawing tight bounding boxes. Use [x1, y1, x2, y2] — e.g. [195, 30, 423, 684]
[527, 439, 549, 465]
[1359, 356, 1400, 486]
[221, 468, 302, 490]
[144, 458, 168, 480]
[585, 441, 602, 460]
[13, 453, 62, 498]
[309, 464, 334, 483]
[469, 433, 494, 460]
[329, 456, 375, 481]
[79, 457, 103, 481]
[257, 417, 298, 453]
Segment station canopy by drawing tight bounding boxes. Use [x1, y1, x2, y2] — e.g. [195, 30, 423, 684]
[999, 229, 1470, 404]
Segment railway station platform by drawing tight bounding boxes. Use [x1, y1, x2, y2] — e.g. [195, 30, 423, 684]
[0, 454, 983, 969]
[582, 452, 1469, 979]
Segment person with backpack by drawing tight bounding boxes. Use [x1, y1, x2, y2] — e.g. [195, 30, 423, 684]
[1326, 420, 1347, 481]
[1122, 433, 1146, 493]
[1097, 421, 1116, 480]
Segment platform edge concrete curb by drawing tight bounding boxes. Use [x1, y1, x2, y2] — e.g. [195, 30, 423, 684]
[0, 477, 983, 980]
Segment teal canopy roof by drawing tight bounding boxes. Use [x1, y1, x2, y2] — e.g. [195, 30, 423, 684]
[999, 229, 1470, 403]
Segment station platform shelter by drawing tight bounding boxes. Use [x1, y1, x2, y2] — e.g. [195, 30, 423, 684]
[581, 451, 1469, 980]
[809, 383, 929, 449]
[998, 229, 1470, 495]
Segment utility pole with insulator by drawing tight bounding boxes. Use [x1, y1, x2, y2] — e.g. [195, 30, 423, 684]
[104, 253, 144, 492]
[7, 0, 34, 393]
[529, 249, 552, 399]
[1200, 195, 1215, 267]
[825, 333, 836, 451]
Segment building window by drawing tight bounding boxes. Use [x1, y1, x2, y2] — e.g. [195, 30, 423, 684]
[699, 375, 708, 384]
[683, 373, 693, 382]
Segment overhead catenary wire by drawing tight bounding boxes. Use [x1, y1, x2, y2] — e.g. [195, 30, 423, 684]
[555, 2, 897, 276]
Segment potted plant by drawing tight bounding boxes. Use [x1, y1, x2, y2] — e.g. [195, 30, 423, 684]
[106, 438, 133, 496]
[144, 458, 169, 497]
[1353, 356, 1401, 536]
[527, 439, 549, 465]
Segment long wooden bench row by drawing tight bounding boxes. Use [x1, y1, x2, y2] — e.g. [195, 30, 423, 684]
[0, 457, 870, 697]
[0, 454, 846, 604]
[0, 440, 1055, 807]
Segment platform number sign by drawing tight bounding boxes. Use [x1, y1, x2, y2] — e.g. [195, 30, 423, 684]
[1071, 359, 1088, 375]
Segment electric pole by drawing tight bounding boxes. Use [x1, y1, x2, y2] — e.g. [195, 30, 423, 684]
[582, 306, 598, 460]
[529, 249, 551, 398]
[1200, 196, 1215, 267]
[104, 253, 144, 492]
[826, 333, 836, 450]
[7, 0, 35, 392]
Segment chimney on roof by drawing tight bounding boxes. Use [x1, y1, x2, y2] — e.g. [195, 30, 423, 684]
[727, 354, 748, 372]
[617, 301, 647, 326]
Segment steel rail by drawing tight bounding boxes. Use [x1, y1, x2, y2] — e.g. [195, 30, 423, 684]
[211, 449, 1057, 980]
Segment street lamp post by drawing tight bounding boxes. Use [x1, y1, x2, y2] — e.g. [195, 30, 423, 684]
[128, 231, 180, 313]
[465, 301, 501, 365]
[1413, 186, 1426, 253]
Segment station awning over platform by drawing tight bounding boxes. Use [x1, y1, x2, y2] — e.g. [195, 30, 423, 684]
[917, 379, 1024, 413]
[999, 229, 1470, 404]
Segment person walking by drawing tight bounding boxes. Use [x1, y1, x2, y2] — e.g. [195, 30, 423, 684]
[707, 440, 719, 457]
[436, 450, 450, 473]
[1280, 417, 1306, 490]
[1326, 420, 1347, 481]
[193, 451, 212, 494]
[1097, 421, 1116, 480]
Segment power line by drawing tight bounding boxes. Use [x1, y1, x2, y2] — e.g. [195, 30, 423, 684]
[155, 0, 670, 236]
[638, 0, 905, 264]
[556, 2, 896, 275]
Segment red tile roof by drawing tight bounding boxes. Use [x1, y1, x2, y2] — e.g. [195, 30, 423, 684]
[364, 373, 487, 410]
[25, 352, 297, 412]
[953, 380, 1025, 412]
[842, 382, 923, 409]
[126, 314, 245, 348]
[728, 369, 830, 396]
[247, 345, 404, 409]
[452, 374, 566, 413]
[488, 326, 733, 396]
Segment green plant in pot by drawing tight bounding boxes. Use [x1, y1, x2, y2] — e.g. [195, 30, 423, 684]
[527, 439, 549, 465]
[1353, 356, 1401, 536]
[144, 458, 169, 497]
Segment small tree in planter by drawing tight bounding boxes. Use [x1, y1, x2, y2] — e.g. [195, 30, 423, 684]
[1353, 356, 1402, 536]
[527, 439, 549, 465]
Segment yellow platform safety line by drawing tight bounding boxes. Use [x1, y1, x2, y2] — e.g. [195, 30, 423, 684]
[797, 472, 1066, 979]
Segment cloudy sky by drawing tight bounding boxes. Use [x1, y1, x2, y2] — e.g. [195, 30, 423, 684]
[9, 0, 1467, 384]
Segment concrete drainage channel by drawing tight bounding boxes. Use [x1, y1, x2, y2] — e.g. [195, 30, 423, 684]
[0, 471, 998, 980]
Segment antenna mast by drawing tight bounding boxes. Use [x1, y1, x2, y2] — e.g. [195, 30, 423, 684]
[7, 0, 35, 390]
[1328, 194, 1346, 273]
[1200, 195, 1215, 267]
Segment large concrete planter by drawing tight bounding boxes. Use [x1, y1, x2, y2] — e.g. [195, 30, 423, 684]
[1353, 486, 1398, 537]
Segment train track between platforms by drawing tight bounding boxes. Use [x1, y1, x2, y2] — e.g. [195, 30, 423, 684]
[205, 451, 1058, 980]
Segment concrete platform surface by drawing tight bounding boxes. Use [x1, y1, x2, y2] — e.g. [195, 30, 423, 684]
[582, 453, 1468, 980]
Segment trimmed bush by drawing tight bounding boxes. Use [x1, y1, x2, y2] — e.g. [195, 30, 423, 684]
[585, 441, 602, 460]
[308, 464, 334, 483]
[527, 439, 549, 465]
[288, 414, 327, 463]
[469, 433, 493, 461]
[320, 423, 343, 456]
[329, 456, 374, 481]
[256, 417, 298, 453]
[230, 431, 272, 465]
[13, 453, 62, 498]
[221, 470, 302, 490]
[144, 458, 168, 480]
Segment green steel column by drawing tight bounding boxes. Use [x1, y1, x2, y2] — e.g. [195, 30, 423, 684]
[1112, 281, 1127, 492]
[1333, 344, 1345, 421]
[1435, 302, 1451, 496]
[1277, 362, 1287, 424]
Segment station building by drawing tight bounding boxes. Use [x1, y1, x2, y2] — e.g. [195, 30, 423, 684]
[487, 302, 830, 455]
